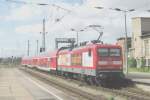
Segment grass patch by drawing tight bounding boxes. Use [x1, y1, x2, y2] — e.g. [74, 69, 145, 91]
[129, 67, 150, 73]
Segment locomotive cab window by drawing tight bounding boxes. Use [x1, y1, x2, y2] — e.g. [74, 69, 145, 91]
[98, 48, 109, 56]
[110, 49, 121, 56]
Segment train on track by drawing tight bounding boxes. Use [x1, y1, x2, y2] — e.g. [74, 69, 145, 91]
[21, 42, 124, 85]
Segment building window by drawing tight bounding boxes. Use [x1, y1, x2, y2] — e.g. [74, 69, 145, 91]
[148, 59, 150, 66]
[144, 40, 149, 56]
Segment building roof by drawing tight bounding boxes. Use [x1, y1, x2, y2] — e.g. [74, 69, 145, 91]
[132, 17, 150, 19]
[117, 37, 131, 41]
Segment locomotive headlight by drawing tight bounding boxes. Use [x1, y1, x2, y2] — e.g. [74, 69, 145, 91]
[113, 61, 122, 65]
[98, 61, 107, 65]
[99, 74, 103, 77]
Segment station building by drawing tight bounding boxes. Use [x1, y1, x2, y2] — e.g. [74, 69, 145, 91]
[131, 17, 150, 67]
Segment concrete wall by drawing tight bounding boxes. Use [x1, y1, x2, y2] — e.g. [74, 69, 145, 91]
[132, 17, 150, 67]
[132, 18, 142, 59]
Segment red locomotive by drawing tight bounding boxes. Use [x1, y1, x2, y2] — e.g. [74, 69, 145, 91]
[22, 43, 123, 85]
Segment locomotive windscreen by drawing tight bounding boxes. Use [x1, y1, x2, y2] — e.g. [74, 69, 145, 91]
[109, 49, 121, 56]
[97, 47, 122, 69]
[98, 48, 121, 57]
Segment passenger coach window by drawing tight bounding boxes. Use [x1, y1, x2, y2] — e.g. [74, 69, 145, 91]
[98, 48, 108, 56]
[88, 49, 91, 56]
[110, 49, 121, 56]
[48, 58, 51, 61]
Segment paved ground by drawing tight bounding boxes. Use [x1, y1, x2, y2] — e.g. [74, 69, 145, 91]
[126, 72, 150, 92]
[127, 72, 150, 79]
[126, 72, 150, 84]
[0, 67, 80, 100]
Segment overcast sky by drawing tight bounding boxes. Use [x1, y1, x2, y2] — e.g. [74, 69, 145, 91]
[0, 0, 150, 57]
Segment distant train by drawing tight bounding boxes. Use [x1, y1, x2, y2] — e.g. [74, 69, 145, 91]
[21, 43, 123, 85]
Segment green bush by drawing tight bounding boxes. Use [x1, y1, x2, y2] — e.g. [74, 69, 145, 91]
[128, 57, 137, 67]
[129, 67, 150, 72]
[141, 57, 146, 67]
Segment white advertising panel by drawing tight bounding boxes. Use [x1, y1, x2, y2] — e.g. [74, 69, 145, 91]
[58, 54, 71, 66]
[82, 52, 93, 67]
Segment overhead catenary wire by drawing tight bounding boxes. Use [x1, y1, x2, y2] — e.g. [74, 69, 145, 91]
[6, 0, 48, 6]
[5, 0, 83, 54]
[5, 0, 72, 24]
[5, 0, 71, 12]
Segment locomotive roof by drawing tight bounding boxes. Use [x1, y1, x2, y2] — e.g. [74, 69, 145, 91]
[68, 43, 120, 49]
[58, 43, 121, 53]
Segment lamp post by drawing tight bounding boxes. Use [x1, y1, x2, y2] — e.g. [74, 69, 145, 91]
[71, 28, 84, 46]
[110, 8, 135, 74]
[95, 6, 135, 74]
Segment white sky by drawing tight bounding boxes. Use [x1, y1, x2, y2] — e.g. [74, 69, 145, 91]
[0, 0, 150, 57]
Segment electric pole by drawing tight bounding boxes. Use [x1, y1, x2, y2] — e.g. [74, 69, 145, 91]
[40, 19, 47, 52]
[27, 40, 30, 56]
[36, 40, 39, 55]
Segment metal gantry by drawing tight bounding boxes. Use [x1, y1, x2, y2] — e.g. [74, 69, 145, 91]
[55, 38, 75, 49]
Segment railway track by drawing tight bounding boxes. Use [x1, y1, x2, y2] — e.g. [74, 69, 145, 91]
[98, 87, 150, 100]
[90, 80, 150, 100]
[20, 67, 150, 100]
